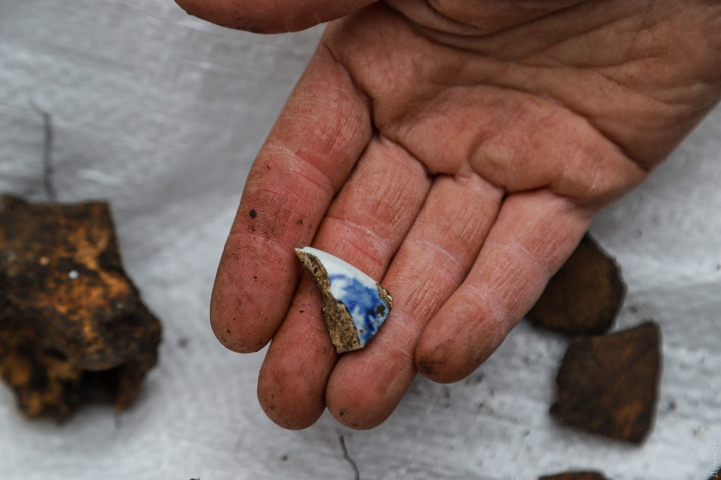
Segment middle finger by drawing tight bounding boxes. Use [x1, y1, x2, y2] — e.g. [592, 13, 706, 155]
[326, 172, 503, 428]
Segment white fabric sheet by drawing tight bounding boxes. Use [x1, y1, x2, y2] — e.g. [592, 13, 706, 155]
[0, 1, 719, 479]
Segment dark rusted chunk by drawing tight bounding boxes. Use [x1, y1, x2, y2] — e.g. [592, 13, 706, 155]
[528, 234, 625, 335]
[0, 195, 161, 419]
[539, 473, 608, 480]
[550, 322, 661, 444]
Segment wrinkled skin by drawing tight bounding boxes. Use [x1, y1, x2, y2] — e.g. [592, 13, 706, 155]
[175, 0, 721, 429]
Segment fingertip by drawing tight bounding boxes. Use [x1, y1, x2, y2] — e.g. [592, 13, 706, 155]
[209, 235, 300, 353]
[210, 318, 267, 353]
[209, 272, 269, 354]
[258, 381, 324, 430]
[257, 350, 328, 429]
[415, 337, 457, 384]
[327, 387, 390, 430]
[415, 288, 510, 384]
[415, 331, 490, 384]
[326, 372, 387, 429]
[326, 349, 412, 430]
[257, 345, 329, 430]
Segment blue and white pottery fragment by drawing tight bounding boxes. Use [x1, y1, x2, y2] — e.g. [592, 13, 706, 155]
[295, 246, 393, 353]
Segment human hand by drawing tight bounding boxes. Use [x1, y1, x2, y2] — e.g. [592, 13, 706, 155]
[176, 0, 721, 429]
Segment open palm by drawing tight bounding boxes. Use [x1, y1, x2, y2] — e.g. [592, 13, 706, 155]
[177, 0, 721, 429]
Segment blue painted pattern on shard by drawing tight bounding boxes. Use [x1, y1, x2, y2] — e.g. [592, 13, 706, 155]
[329, 273, 390, 346]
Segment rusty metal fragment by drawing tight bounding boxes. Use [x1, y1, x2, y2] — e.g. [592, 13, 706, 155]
[550, 322, 661, 444]
[539, 473, 608, 480]
[528, 234, 625, 335]
[0, 195, 161, 419]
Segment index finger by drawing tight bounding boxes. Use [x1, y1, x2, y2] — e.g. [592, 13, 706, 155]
[210, 42, 371, 353]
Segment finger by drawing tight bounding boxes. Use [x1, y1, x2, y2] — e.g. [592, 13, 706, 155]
[325, 173, 504, 429]
[175, 0, 376, 33]
[257, 136, 431, 429]
[211, 43, 371, 353]
[415, 190, 593, 383]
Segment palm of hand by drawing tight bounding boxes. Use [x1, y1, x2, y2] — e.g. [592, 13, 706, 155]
[196, 0, 721, 429]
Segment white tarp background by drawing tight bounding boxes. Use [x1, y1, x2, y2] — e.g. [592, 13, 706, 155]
[0, 1, 719, 479]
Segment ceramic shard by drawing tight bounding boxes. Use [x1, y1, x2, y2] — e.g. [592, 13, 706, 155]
[295, 246, 392, 354]
[0, 195, 161, 420]
[527, 234, 625, 335]
[550, 322, 661, 444]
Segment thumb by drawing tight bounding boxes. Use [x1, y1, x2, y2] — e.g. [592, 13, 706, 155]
[176, 0, 377, 33]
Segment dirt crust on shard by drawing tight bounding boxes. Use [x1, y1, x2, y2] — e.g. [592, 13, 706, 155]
[296, 249, 362, 353]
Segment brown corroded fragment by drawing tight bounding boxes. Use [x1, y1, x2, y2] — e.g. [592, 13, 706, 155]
[539, 473, 608, 480]
[0, 195, 161, 419]
[550, 322, 661, 443]
[528, 234, 625, 335]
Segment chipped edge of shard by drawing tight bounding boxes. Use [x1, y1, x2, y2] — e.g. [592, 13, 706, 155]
[295, 246, 392, 354]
